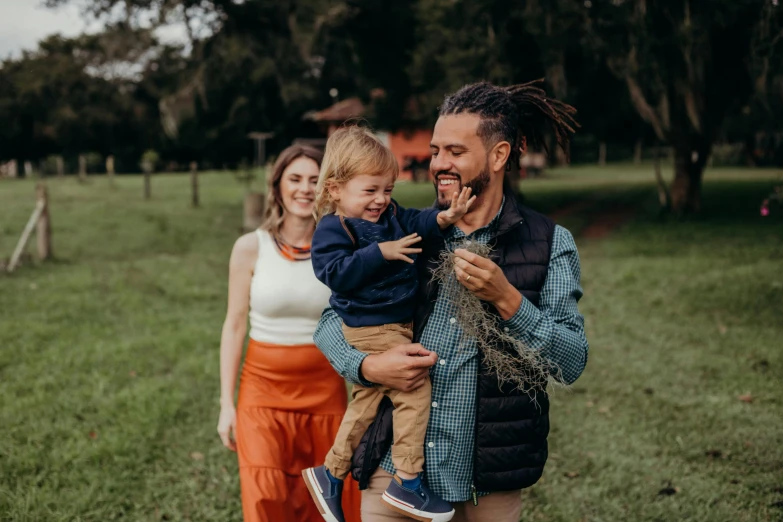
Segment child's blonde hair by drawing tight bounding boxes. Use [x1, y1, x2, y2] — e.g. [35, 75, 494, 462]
[315, 125, 399, 221]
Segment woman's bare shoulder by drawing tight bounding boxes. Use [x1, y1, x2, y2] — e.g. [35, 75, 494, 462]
[230, 231, 260, 267]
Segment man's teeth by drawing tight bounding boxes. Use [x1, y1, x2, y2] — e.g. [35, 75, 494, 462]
[439, 179, 458, 185]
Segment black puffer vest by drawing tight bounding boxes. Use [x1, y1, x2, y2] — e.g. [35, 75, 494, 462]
[351, 191, 556, 494]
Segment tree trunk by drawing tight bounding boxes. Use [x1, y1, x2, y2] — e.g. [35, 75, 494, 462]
[670, 146, 707, 214]
[653, 146, 669, 210]
[598, 142, 607, 166]
[634, 139, 643, 165]
[106, 155, 115, 186]
[36, 183, 52, 260]
[144, 171, 151, 200]
[190, 161, 199, 208]
[243, 193, 266, 231]
[78, 155, 87, 183]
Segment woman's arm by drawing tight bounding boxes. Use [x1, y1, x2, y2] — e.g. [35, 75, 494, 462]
[217, 233, 257, 451]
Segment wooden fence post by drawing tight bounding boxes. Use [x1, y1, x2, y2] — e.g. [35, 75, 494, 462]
[8, 160, 18, 178]
[78, 154, 87, 183]
[243, 193, 265, 232]
[56, 156, 64, 177]
[106, 155, 115, 186]
[634, 139, 643, 165]
[143, 167, 152, 199]
[24, 161, 33, 178]
[36, 183, 52, 260]
[7, 186, 47, 272]
[190, 161, 199, 207]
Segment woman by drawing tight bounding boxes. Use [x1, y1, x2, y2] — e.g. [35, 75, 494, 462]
[217, 144, 361, 522]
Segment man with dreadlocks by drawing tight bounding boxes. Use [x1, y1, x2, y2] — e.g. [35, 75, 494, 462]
[314, 81, 588, 521]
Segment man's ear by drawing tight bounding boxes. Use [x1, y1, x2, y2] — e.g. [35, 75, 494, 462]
[490, 141, 511, 174]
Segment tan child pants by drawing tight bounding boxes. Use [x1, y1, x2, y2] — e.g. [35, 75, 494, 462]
[323, 322, 431, 479]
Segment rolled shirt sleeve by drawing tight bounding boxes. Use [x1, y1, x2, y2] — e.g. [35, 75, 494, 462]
[500, 225, 588, 385]
[313, 307, 374, 386]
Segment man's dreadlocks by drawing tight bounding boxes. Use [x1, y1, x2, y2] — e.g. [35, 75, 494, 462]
[439, 80, 578, 168]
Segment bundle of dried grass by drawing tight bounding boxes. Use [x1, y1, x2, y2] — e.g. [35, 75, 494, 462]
[431, 239, 564, 401]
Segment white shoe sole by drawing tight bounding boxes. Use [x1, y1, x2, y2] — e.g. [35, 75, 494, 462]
[381, 491, 455, 522]
[302, 468, 341, 522]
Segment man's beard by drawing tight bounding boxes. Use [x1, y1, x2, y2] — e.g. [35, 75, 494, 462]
[434, 163, 491, 210]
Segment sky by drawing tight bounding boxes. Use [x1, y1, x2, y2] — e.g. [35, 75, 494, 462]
[0, 0, 96, 58]
[0, 0, 186, 60]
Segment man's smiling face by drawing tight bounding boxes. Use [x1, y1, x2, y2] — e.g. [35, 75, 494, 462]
[429, 113, 492, 210]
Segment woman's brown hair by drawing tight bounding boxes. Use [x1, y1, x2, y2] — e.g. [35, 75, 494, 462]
[260, 144, 324, 237]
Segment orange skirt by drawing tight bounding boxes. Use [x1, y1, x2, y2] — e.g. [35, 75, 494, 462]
[236, 338, 362, 522]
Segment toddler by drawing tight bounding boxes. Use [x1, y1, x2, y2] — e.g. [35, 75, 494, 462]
[302, 126, 473, 522]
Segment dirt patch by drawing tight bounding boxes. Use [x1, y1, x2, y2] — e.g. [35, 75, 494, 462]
[548, 201, 637, 239]
[548, 200, 593, 222]
[580, 207, 637, 239]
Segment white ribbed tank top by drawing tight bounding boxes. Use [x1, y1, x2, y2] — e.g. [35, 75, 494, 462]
[248, 230, 332, 345]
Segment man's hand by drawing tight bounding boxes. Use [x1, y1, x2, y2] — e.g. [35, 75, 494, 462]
[378, 233, 423, 264]
[361, 343, 437, 392]
[436, 187, 477, 228]
[453, 248, 522, 320]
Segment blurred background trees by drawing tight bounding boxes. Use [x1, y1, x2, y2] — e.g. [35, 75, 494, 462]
[1, 0, 781, 213]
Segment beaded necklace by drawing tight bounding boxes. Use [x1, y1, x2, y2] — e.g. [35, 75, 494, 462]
[272, 233, 311, 261]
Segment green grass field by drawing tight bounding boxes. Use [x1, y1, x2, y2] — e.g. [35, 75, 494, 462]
[1, 166, 782, 521]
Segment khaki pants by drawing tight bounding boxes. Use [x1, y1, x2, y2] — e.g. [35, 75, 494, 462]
[361, 469, 523, 522]
[324, 322, 430, 479]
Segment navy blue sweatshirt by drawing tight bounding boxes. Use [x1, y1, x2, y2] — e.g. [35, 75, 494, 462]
[311, 200, 442, 327]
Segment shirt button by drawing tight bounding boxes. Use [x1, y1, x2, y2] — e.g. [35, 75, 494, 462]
[428, 442, 435, 448]
[439, 359, 446, 366]
[503, 327, 509, 332]
[449, 317, 456, 324]
[432, 401, 438, 408]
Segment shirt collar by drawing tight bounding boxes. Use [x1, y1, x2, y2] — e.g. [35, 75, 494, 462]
[446, 196, 506, 241]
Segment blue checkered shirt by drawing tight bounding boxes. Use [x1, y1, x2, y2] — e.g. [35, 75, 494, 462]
[313, 203, 588, 502]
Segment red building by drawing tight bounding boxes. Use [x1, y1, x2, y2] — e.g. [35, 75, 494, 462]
[304, 96, 432, 182]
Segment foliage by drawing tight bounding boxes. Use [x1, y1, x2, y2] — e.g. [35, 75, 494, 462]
[84, 152, 104, 172]
[0, 0, 781, 191]
[759, 176, 783, 216]
[582, 0, 783, 213]
[0, 35, 144, 163]
[140, 149, 160, 172]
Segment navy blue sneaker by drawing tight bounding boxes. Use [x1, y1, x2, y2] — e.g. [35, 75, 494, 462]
[302, 466, 345, 522]
[381, 475, 455, 522]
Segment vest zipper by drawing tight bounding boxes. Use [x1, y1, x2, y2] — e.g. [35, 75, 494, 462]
[471, 372, 481, 506]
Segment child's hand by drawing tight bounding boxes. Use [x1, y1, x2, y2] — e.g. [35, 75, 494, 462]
[436, 187, 476, 228]
[378, 233, 423, 264]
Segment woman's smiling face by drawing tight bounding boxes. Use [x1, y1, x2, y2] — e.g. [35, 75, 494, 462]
[279, 157, 320, 219]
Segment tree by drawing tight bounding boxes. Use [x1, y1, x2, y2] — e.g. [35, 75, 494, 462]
[404, 0, 555, 133]
[584, 0, 782, 214]
[0, 34, 143, 166]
